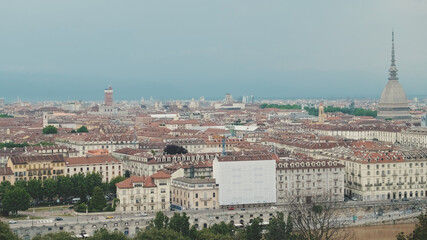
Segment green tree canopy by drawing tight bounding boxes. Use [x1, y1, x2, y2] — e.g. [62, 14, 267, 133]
[153, 211, 169, 230]
[27, 179, 43, 201]
[89, 186, 107, 212]
[77, 126, 89, 133]
[134, 228, 188, 240]
[164, 145, 188, 155]
[42, 125, 58, 134]
[43, 178, 58, 201]
[0, 221, 21, 240]
[32, 231, 76, 240]
[87, 228, 128, 240]
[209, 222, 235, 236]
[169, 212, 190, 237]
[2, 187, 30, 215]
[245, 217, 262, 240]
[265, 212, 296, 240]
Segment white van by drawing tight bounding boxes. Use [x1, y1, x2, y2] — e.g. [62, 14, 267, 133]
[71, 198, 81, 204]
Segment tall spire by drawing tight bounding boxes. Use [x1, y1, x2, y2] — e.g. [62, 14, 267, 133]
[388, 30, 398, 80]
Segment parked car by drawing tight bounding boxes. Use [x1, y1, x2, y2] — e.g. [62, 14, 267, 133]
[106, 216, 114, 219]
[351, 197, 358, 201]
[227, 207, 235, 210]
[135, 212, 148, 217]
[402, 198, 409, 202]
[391, 199, 399, 202]
[8, 220, 17, 224]
[55, 217, 64, 221]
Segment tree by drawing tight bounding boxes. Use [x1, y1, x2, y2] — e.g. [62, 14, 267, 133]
[89, 186, 107, 212]
[134, 228, 188, 240]
[14, 180, 27, 190]
[209, 222, 235, 236]
[71, 173, 88, 202]
[70, 130, 76, 133]
[265, 212, 297, 240]
[85, 172, 103, 197]
[0, 221, 20, 240]
[42, 125, 58, 134]
[287, 194, 353, 240]
[396, 212, 427, 240]
[153, 211, 169, 230]
[2, 187, 30, 215]
[164, 145, 188, 155]
[0, 181, 12, 197]
[245, 217, 262, 240]
[169, 212, 190, 237]
[56, 176, 73, 201]
[32, 231, 76, 240]
[43, 178, 58, 201]
[27, 179, 43, 202]
[77, 126, 89, 133]
[87, 229, 128, 240]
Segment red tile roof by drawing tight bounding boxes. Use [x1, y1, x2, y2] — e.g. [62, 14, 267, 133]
[65, 156, 120, 165]
[151, 170, 171, 179]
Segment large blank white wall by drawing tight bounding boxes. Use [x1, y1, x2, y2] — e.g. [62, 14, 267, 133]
[213, 159, 276, 205]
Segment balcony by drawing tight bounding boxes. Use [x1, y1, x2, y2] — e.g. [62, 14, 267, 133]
[200, 196, 212, 201]
[374, 183, 382, 187]
[381, 174, 386, 177]
[365, 184, 373, 187]
[419, 181, 426, 184]
[397, 182, 404, 186]
[408, 182, 415, 185]
[386, 183, 393, 186]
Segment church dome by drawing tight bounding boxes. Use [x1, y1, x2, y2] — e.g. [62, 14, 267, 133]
[379, 80, 408, 105]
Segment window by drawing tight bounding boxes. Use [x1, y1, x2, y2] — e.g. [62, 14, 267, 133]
[196, 202, 198, 206]
[196, 193, 198, 198]
[213, 193, 215, 198]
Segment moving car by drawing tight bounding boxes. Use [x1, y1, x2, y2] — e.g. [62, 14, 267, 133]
[135, 212, 148, 217]
[8, 220, 17, 224]
[55, 217, 64, 221]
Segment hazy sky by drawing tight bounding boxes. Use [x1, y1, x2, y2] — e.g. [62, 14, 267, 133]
[1, 1, 426, 102]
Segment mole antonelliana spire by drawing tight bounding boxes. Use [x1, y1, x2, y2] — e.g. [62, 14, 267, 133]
[377, 31, 410, 119]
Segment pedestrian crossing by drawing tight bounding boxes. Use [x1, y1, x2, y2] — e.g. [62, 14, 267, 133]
[38, 219, 53, 224]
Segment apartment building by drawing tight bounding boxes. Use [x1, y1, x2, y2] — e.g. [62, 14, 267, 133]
[56, 134, 137, 156]
[116, 170, 171, 213]
[6, 155, 66, 182]
[171, 177, 218, 210]
[322, 144, 427, 201]
[276, 159, 344, 203]
[65, 155, 122, 182]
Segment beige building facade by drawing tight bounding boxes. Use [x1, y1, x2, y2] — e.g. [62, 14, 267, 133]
[171, 177, 218, 210]
[116, 171, 171, 213]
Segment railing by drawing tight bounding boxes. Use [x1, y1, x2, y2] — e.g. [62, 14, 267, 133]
[386, 183, 393, 186]
[365, 184, 373, 187]
[397, 182, 404, 185]
[374, 183, 382, 186]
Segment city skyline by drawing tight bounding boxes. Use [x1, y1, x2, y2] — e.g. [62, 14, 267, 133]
[1, 1, 427, 101]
